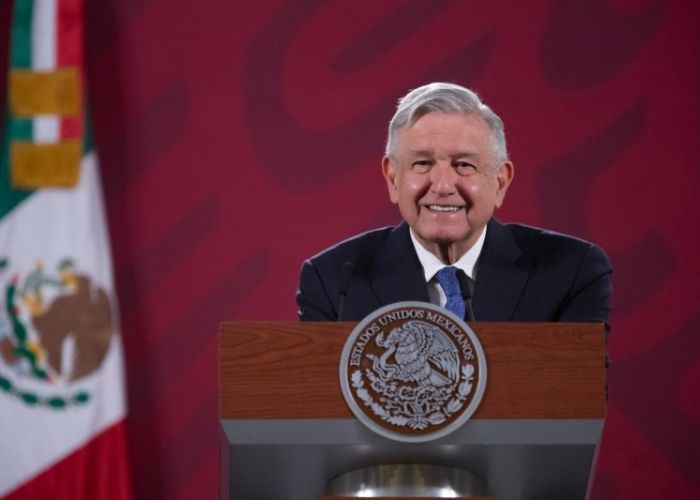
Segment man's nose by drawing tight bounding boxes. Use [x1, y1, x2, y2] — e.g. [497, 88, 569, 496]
[430, 162, 458, 195]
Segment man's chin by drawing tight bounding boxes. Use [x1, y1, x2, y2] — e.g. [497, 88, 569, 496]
[416, 232, 468, 249]
[417, 227, 470, 244]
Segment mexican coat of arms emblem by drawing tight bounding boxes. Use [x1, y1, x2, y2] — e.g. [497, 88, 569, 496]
[339, 301, 487, 442]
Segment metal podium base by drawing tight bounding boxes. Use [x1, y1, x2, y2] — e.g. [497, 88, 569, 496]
[326, 464, 488, 498]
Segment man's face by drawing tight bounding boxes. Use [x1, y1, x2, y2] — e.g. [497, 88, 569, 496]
[383, 112, 514, 262]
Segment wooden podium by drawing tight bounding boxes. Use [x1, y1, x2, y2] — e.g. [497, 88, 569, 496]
[219, 322, 606, 500]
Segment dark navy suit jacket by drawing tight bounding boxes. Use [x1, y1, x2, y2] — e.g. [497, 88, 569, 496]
[296, 219, 612, 329]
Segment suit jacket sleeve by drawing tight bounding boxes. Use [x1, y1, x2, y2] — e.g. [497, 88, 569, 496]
[556, 243, 613, 331]
[297, 259, 337, 321]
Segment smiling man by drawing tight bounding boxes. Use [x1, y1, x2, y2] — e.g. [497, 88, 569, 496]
[296, 82, 612, 328]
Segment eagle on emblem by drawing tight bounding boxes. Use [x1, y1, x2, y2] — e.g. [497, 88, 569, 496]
[368, 320, 460, 387]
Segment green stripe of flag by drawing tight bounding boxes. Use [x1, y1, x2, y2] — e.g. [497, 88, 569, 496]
[8, 0, 35, 144]
[10, 0, 34, 69]
[1, 0, 37, 217]
[0, 112, 33, 218]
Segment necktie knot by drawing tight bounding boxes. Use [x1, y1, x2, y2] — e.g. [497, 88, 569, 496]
[435, 266, 466, 320]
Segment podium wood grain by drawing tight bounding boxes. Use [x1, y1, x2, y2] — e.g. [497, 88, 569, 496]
[219, 322, 605, 419]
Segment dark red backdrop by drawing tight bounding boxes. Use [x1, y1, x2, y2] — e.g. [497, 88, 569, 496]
[2, 1, 699, 498]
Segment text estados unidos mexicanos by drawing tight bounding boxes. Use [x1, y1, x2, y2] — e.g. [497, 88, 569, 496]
[349, 308, 474, 367]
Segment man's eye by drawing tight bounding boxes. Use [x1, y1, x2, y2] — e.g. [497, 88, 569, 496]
[412, 161, 432, 172]
[454, 162, 477, 173]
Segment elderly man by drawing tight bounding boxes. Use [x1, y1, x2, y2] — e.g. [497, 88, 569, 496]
[296, 82, 612, 328]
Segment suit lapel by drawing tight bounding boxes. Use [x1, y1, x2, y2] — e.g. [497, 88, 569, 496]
[371, 222, 430, 305]
[472, 219, 531, 321]
[366, 219, 531, 318]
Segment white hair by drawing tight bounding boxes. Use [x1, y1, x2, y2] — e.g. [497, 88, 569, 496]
[385, 82, 508, 163]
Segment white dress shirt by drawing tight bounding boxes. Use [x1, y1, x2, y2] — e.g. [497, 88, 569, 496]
[409, 227, 487, 307]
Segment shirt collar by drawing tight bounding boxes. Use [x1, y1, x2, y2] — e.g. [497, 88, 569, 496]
[409, 226, 487, 283]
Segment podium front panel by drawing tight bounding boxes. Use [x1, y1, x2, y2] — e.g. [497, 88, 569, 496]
[219, 322, 605, 500]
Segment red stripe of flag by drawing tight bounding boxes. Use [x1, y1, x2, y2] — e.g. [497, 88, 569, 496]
[4, 421, 133, 500]
[57, 0, 83, 141]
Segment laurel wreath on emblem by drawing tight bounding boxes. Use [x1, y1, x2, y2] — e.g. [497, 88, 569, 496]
[0, 257, 103, 409]
[347, 319, 477, 430]
[351, 362, 474, 430]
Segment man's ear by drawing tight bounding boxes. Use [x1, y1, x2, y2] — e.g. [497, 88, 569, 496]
[382, 155, 399, 204]
[494, 161, 514, 208]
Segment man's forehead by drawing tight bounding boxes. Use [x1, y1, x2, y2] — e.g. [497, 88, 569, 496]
[391, 112, 495, 157]
[405, 148, 481, 158]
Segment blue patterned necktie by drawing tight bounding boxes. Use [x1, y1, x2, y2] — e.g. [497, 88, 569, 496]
[435, 266, 466, 320]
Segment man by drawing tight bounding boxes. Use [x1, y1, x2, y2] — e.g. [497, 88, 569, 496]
[296, 82, 612, 328]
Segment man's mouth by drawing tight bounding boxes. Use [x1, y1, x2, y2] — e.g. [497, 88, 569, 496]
[426, 205, 462, 213]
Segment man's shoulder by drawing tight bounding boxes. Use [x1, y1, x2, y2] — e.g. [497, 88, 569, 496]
[307, 224, 405, 266]
[495, 220, 606, 261]
[504, 222, 594, 246]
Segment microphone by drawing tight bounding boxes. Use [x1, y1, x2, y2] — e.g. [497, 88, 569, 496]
[455, 269, 476, 321]
[337, 261, 353, 321]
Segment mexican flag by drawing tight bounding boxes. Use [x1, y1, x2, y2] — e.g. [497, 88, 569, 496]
[0, 1, 132, 497]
